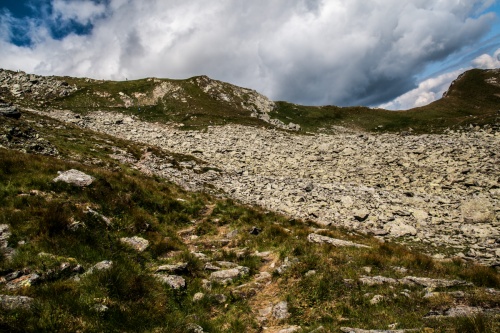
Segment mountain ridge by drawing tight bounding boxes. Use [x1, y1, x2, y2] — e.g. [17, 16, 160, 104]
[1, 67, 499, 133]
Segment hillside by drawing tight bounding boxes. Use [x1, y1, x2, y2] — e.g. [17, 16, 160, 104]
[0, 69, 499, 332]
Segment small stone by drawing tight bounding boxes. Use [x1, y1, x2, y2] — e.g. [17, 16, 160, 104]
[278, 326, 302, 333]
[193, 292, 205, 302]
[93, 304, 109, 312]
[156, 262, 188, 273]
[353, 209, 370, 222]
[273, 301, 290, 320]
[120, 236, 149, 252]
[249, 226, 262, 235]
[212, 294, 227, 303]
[304, 183, 314, 192]
[359, 275, 398, 286]
[370, 295, 384, 305]
[258, 306, 273, 317]
[209, 266, 249, 284]
[186, 323, 205, 333]
[305, 270, 317, 277]
[155, 274, 186, 289]
[83, 260, 112, 276]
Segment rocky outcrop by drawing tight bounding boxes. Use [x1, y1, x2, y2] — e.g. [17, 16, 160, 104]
[193, 75, 300, 131]
[0, 69, 77, 102]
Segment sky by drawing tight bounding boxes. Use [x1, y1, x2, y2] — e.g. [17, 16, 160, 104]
[0, 0, 500, 110]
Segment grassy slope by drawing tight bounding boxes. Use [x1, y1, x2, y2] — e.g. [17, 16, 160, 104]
[46, 76, 270, 130]
[0, 112, 498, 332]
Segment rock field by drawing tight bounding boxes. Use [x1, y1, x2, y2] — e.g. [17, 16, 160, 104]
[27, 109, 500, 266]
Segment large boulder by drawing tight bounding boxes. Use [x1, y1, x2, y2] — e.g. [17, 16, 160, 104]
[307, 233, 370, 248]
[0, 105, 21, 119]
[461, 197, 495, 223]
[272, 301, 290, 320]
[0, 295, 34, 310]
[384, 220, 417, 237]
[53, 169, 94, 187]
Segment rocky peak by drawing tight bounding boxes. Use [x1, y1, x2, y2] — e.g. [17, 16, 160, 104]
[191, 75, 300, 131]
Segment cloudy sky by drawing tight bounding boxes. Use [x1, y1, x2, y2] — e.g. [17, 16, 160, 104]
[1, 0, 500, 110]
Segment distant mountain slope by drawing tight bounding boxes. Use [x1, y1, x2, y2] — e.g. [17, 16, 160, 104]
[271, 69, 500, 133]
[1, 68, 499, 133]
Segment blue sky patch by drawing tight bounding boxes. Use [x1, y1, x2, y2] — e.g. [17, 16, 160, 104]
[0, 0, 100, 46]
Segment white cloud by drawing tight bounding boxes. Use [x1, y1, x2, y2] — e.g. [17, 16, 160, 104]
[378, 69, 467, 110]
[0, 0, 497, 106]
[472, 48, 500, 68]
[52, 0, 106, 25]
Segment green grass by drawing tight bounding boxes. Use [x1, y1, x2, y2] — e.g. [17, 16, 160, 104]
[0, 108, 498, 331]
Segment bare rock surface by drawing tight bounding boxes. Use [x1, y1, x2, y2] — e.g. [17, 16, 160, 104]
[29, 109, 500, 265]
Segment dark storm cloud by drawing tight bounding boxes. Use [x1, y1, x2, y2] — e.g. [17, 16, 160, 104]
[0, 0, 497, 107]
